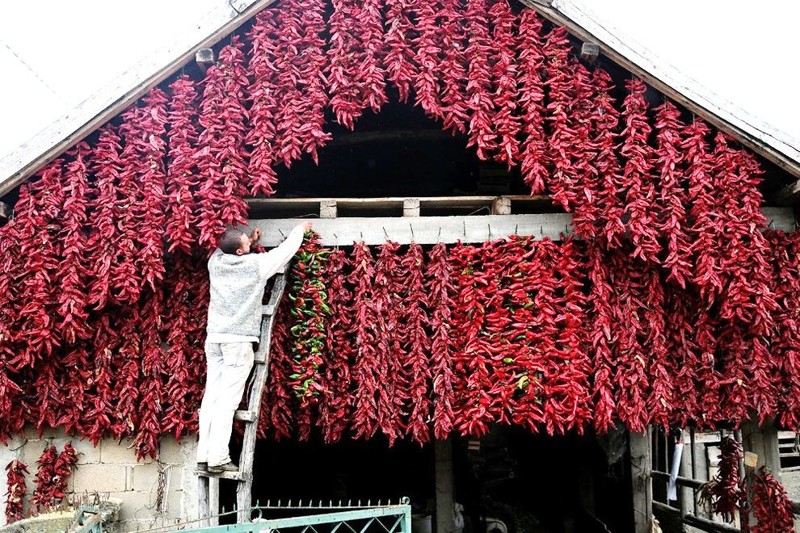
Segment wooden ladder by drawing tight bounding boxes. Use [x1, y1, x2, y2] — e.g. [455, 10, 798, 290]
[197, 267, 288, 525]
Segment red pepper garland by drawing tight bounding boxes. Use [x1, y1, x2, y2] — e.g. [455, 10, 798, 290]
[542, 26, 583, 212]
[589, 69, 626, 247]
[165, 76, 201, 253]
[30, 445, 58, 514]
[287, 233, 329, 441]
[195, 36, 250, 248]
[263, 297, 296, 440]
[86, 126, 127, 309]
[81, 315, 117, 444]
[653, 100, 692, 287]
[272, 0, 331, 168]
[451, 242, 496, 436]
[715, 136, 774, 334]
[517, 10, 548, 194]
[464, 0, 497, 161]
[426, 242, 456, 439]
[438, 0, 469, 135]
[587, 244, 616, 433]
[384, 0, 418, 104]
[489, 0, 521, 167]
[51, 443, 78, 505]
[372, 241, 409, 445]
[57, 144, 92, 345]
[619, 78, 661, 264]
[642, 264, 673, 429]
[770, 231, 800, 430]
[133, 288, 166, 460]
[349, 242, 383, 440]
[684, 119, 722, 303]
[663, 285, 701, 427]
[748, 466, 796, 533]
[699, 436, 744, 523]
[13, 162, 64, 371]
[693, 304, 723, 428]
[109, 308, 143, 440]
[4, 460, 27, 523]
[400, 243, 432, 445]
[411, 0, 445, 119]
[551, 238, 593, 434]
[133, 88, 169, 291]
[245, 10, 280, 196]
[317, 249, 354, 443]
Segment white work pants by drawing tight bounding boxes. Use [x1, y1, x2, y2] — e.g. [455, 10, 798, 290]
[196, 341, 254, 467]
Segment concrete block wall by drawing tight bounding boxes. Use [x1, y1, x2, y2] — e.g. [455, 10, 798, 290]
[0, 427, 198, 530]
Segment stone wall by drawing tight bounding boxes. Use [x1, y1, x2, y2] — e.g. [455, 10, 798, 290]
[0, 428, 198, 531]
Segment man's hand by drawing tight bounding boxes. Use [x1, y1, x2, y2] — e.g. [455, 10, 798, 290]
[249, 228, 261, 244]
[300, 221, 313, 232]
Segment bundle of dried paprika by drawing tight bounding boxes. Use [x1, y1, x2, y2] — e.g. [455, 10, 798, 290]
[4, 460, 27, 523]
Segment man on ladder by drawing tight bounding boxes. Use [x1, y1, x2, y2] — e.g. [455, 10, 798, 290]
[197, 221, 311, 473]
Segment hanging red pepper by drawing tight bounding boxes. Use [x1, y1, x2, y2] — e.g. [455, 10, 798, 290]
[699, 436, 744, 523]
[411, 0, 446, 119]
[427, 242, 456, 439]
[748, 466, 795, 533]
[438, 0, 470, 135]
[317, 249, 355, 443]
[30, 445, 58, 514]
[517, 10, 548, 194]
[4, 459, 28, 523]
[385, 0, 418, 104]
[165, 76, 201, 253]
[464, 0, 497, 161]
[400, 243, 432, 445]
[587, 243, 616, 433]
[489, 0, 521, 167]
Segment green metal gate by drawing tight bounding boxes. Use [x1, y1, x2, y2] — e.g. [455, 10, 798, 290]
[159, 498, 413, 533]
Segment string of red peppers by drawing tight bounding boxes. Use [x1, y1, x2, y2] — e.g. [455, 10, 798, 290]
[699, 436, 744, 523]
[747, 466, 795, 533]
[4, 460, 27, 523]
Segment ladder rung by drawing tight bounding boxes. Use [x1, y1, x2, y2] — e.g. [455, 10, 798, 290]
[234, 410, 257, 422]
[262, 303, 277, 316]
[254, 351, 267, 364]
[196, 469, 249, 482]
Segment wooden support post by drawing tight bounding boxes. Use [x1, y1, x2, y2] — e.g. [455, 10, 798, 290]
[630, 428, 653, 533]
[403, 198, 420, 217]
[195, 48, 215, 73]
[320, 200, 337, 219]
[435, 438, 456, 533]
[679, 431, 691, 533]
[198, 477, 220, 526]
[491, 197, 511, 215]
[741, 420, 781, 477]
[580, 42, 600, 63]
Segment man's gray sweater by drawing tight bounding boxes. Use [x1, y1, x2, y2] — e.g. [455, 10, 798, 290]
[206, 226, 305, 340]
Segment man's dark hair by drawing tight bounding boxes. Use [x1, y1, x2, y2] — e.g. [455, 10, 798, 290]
[219, 229, 244, 254]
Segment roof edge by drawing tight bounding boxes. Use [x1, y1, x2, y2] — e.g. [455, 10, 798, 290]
[521, 0, 800, 183]
[0, 0, 278, 198]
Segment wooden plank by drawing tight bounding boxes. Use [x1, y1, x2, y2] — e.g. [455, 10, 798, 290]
[251, 214, 574, 247]
[518, 1, 800, 182]
[650, 471, 704, 490]
[403, 198, 420, 217]
[435, 438, 456, 533]
[0, 0, 280, 197]
[652, 502, 741, 533]
[629, 428, 653, 533]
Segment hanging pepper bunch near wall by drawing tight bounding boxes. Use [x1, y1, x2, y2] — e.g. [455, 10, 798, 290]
[271, 0, 331, 168]
[372, 241, 410, 445]
[663, 285, 701, 427]
[411, 0, 445, 118]
[195, 36, 250, 247]
[587, 244, 617, 433]
[263, 296, 296, 441]
[464, 0, 497, 161]
[517, 10, 548, 194]
[747, 466, 796, 533]
[29, 445, 58, 514]
[165, 76, 200, 253]
[51, 443, 78, 506]
[384, 0, 418, 104]
[426, 242, 456, 440]
[4, 460, 27, 523]
[438, 0, 469, 135]
[401, 243, 432, 444]
[316, 249, 355, 443]
[489, 0, 521, 167]
[287, 232, 330, 440]
[699, 436, 744, 523]
[349, 242, 382, 439]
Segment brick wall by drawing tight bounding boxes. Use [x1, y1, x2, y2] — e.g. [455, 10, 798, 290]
[0, 428, 198, 530]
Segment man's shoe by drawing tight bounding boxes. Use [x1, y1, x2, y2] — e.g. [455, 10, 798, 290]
[208, 461, 239, 473]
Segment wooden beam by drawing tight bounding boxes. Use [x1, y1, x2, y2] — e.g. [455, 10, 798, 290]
[326, 129, 451, 147]
[772, 180, 800, 206]
[435, 438, 456, 533]
[250, 213, 574, 247]
[517, 1, 800, 181]
[195, 48, 215, 74]
[0, 0, 280, 197]
[580, 42, 600, 64]
[652, 501, 741, 533]
[629, 428, 653, 533]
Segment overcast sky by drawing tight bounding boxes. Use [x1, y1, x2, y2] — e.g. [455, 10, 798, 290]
[0, 0, 797, 169]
